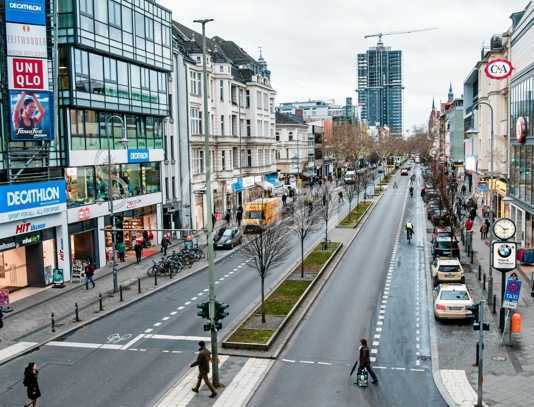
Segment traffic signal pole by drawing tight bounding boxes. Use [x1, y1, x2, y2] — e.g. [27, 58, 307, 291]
[194, 17, 219, 387]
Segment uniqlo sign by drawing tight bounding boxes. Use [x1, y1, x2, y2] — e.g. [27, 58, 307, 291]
[8, 57, 48, 90]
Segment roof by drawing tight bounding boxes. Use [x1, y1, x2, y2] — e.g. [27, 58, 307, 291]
[275, 112, 306, 126]
[211, 37, 257, 65]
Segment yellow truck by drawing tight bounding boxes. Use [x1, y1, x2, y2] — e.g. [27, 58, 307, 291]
[243, 197, 282, 234]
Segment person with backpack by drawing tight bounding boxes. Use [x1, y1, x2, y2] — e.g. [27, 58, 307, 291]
[190, 341, 217, 398]
[23, 362, 41, 407]
[84, 262, 96, 290]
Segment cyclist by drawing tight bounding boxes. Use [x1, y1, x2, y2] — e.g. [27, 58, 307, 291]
[338, 190, 344, 203]
[406, 222, 414, 243]
[409, 186, 414, 198]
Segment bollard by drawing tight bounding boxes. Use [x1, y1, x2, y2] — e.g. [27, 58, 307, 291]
[98, 293, 103, 311]
[51, 312, 55, 332]
[488, 276, 494, 303]
[154, 270, 158, 286]
[483, 274, 486, 291]
[138, 278, 141, 294]
[470, 249, 474, 264]
[119, 285, 123, 302]
[478, 265, 482, 281]
[170, 267, 173, 279]
[493, 295, 497, 314]
[474, 342, 479, 367]
[75, 303, 80, 322]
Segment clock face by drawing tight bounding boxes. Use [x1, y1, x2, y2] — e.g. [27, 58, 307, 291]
[493, 218, 516, 240]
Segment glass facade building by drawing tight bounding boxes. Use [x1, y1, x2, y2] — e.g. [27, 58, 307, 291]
[357, 46, 403, 136]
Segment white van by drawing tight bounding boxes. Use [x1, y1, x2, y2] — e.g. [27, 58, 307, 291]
[344, 170, 356, 184]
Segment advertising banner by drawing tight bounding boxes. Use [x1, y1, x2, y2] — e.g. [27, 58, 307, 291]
[5, 0, 46, 25]
[491, 241, 517, 271]
[0, 179, 66, 215]
[8, 57, 49, 90]
[9, 90, 54, 140]
[128, 149, 150, 163]
[6, 23, 47, 58]
[503, 277, 522, 310]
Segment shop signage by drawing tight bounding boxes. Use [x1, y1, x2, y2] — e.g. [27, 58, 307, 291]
[231, 178, 243, 193]
[78, 207, 91, 220]
[8, 57, 49, 90]
[5, 0, 46, 25]
[20, 233, 40, 246]
[9, 90, 54, 140]
[242, 176, 255, 188]
[15, 221, 45, 234]
[0, 289, 9, 307]
[491, 241, 517, 271]
[0, 241, 16, 251]
[484, 58, 513, 80]
[127, 149, 149, 163]
[516, 116, 527, 144]
[6, 23, 47, 58]
[0, 179, 66, 214]
[503, 276, 522, 310]
[126, 198, 143, 209]
[52, 268, 65, 287]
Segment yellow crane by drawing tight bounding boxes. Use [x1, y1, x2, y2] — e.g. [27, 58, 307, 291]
[364, 28, 437, 46]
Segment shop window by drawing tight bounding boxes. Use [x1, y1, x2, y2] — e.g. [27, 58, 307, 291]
[66, 166, 96, 207]
[121, 164, 142, 196]
[142, 162, 161, 194]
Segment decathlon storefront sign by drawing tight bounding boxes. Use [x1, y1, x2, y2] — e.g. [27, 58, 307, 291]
[5, 0, 46, 25]
[0, 179, 67, 222]
[128, 149, 149, 163]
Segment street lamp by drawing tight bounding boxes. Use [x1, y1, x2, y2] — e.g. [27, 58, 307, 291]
[193, 17, 220, 387]
[105, 114, 128, 294]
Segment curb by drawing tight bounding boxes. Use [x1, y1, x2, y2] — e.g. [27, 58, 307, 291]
[0, 247, 236, 368]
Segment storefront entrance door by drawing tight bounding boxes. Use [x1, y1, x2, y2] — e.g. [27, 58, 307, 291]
[26, 244, 45, 287]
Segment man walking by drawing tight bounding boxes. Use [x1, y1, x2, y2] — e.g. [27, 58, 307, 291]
[134, 241, 143, 264]
[84, 262, 96, 290]
[350, 338, 378, 384]
[161, 235, 169, 256]
[190, 341, 217, 398]
[236, 206, 243, 228]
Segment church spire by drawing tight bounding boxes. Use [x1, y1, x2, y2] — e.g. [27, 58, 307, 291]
[448, 83, 454, 102]
[432, 98, 436, 110]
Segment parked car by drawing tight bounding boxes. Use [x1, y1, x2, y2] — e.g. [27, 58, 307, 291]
[432, 235, 460, 258]
[434, 284, 474, 320]
[214, 227, 242, 249]
[213, 226, 227, 243]
[427, 205, 441, 220]
[431, 210, 452, 226]
[431, 226, 455, 242]
[400, 168, 409, 176]
[431, 257, 464, 286]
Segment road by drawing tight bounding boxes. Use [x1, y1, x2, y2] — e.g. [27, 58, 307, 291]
[0, 185, 355, 407]
[249, 169, 446, 407]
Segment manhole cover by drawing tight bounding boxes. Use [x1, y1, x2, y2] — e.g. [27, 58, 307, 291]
[492, 355, 507, 362]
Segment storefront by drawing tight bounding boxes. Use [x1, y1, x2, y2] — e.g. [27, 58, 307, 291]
[69, 219, 99, 273]
[489, 179, 507, 218]
[105, 205, 157, 254]
[0, 180, 69, 293]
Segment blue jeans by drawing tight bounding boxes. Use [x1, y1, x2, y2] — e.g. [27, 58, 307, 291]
[85, 275, 95, 289]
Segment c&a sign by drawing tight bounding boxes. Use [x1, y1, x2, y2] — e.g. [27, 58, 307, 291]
[485, 58, 513, 80]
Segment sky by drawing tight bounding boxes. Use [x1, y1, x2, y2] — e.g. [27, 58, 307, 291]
[160, 0, 526, 130]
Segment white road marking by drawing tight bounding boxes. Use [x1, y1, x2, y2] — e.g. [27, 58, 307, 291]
[0, 342, 38, 364]
[372, 341, 380, 346]
[371, 349, 378, 354]
[121, 334, 145, 350]
[129, 348, 138, 351]
[170, 311, 177, 316]
[162, 350, 170, 353]
[139, 349, 147, 352]
[144, 334, 210, 342]
[215, 281, 220, 284]
[46, 341, 123, 350]
[197, 292, 203, 296]
[229, 271, 235, 274]
[282, 359, 296, 363]
[377, 321, 383, 326]
[300, 360, 315, 364]
[178, 306, 185, 310]
[162, 317, 170, 321]
[191, 297, 198, 300]
[376, 327, 382, 332]
[374, 365, 387, 369]
[153, 322, 162, 327]
[374, 334, 381, 339]
[171, 350, 182, 354]
[378, 315, 384, 320]
[144, 328, 154, 333]
[317, 361, 332, 366]
[184, 301, 191, 305]
[392, 367, 406, 371]
[370, 357, 376, 362]
[410, 368, 424, 372]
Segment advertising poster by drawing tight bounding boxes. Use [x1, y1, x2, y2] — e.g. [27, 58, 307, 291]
[6, 23, 47, 58]
[8, 57, 49, 90]
[5, 0, 46, 25]
[9, 90, 54, 140]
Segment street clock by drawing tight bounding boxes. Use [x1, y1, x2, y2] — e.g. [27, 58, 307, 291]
[492, 218, 516, 241]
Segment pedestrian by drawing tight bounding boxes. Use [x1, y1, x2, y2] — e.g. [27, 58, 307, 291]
[0, 307, 3, 330]
[116, 240, 125, 262]
[236, 206, 243, 228]
[350, 338, 378, 384]
[190, 341, 217, 398]
[470, 206, 477, 221]
[142, 230, 149, 248]
[484, 218, 491, 238]
[23, 362, 41, 407]
[224, 209, 231, 225]
[461, 184, 466, 195]
[420, 188, 426, 201]
[134, 241, 143, 264]
[84, 262, 96, 290]
[212, 213, 216, 227]
[480, 222, 488, 239]
[282, 193, 287, 206]
[161, 235, 169, 256]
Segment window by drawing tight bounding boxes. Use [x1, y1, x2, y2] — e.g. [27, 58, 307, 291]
[258, 149, 263, 166]
[264, 121, 269, 137]
[263, 93, 268, 111]
[231, 115, 237, 136]
[122, 6, 132, 32]
[141, 163, 161, 194]
[257, 120, 262, 137]
[246, 120, 251, 136]
[257, 91, 262, 110]
[191, 108, 201, 134]
[172, 176, 176, 199]
[247, 149, 252, 167]
[103, 57, 117, 95]
[220, 115, 225, 136]
[79, 0, 93, 16]
[95, 0, 107, 22]
[75, 49, 89, 92]
[221, 150, 226, 170]
[231, 86, 238, 105]
[246, 90, 250, 108]
[288, 131, 293, 141]
[145, 16, 154, 41]
[170, 135, 174, 160]
[190, 71, 201, 96]
[135, 12, 145, 37]
[233, 147, 238, 169]
[109, 1, 121, 27]
[66, 167, 96, 207]
[89, 54, 104, 94]
[220, 80, 224, 101]
[165, 177, 169, 201]
[276, 132, 280, 141]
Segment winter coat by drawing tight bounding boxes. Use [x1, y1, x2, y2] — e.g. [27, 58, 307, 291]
[191, 348, 211, 375]
[23, 368, 41, 400]
[359, 345, 371, 366]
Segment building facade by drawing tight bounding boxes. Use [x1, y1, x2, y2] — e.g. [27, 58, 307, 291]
[274, 112, 308, 180]
[357, 44, 403, 136]
[173, 22, 277, 229]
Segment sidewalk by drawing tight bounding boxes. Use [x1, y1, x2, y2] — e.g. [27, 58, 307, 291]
[460, 214, 534, 406]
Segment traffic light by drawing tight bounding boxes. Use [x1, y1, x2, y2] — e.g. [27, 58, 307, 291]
[466, 303, 489, 331]
[215, 302, 229, 321]
[203, 322, 212, 332]
[197, 302, 209, 319]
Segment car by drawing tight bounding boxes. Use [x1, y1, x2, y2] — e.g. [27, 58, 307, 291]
[344, 170, 356, 184]
[214, 226, 242, 249]
[432, 235, 460, 258]
[433, 284, 474, 320]
[213, 226, 227, 243]
[431, 257, 465, 286]
[427, 205, 441, 220]
[400, 168, 409, 176]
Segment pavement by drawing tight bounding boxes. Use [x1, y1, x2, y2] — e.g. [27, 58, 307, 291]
[0, 180, 369, 407]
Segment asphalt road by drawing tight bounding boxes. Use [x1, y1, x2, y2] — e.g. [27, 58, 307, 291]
[249, 170, 447, 407]
[0, 185, 358, 407]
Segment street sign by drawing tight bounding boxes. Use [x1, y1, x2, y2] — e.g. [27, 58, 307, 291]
[491, 241, 517, 271]
[503, 277, 522, 310]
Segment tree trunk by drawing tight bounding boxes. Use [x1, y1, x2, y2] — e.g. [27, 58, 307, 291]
[261, 274, 266, 323]
[324, 216, 328, 250]
[300, 237, 304, 278]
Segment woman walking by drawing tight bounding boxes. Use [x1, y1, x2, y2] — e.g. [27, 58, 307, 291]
[23, 362, 41, 406]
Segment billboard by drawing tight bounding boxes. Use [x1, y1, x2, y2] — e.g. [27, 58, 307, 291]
[6, 23, 47, 58]
[5, 0, 46, 25]
[9, 90, 54, 140]
[8, 57, 49, 90]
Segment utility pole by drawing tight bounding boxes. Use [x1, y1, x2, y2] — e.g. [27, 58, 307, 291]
[476, 300, 486, 407]
[193, 17, 220, 387]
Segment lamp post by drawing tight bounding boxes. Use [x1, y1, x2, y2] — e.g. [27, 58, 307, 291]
[106, 114, 128, 294]
[193, 17, 220, 387]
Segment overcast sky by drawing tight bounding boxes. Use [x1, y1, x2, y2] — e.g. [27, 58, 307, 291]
[160, 0, 526, 130]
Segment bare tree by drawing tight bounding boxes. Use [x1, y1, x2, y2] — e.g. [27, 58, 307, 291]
[345, 183, 357, 214]
[292, 194, 321, 278]
[318, 183, 335, 250]
[241, 224, 291, 323]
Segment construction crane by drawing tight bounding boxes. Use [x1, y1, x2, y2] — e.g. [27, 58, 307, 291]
[364, 28, 437, 46]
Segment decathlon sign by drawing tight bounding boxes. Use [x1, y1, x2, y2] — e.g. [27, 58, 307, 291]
[0, 180, 66, 214]
[485, 58, 513, 80]
[5, 0, 46, 25]
[128, 149, 150, 163]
